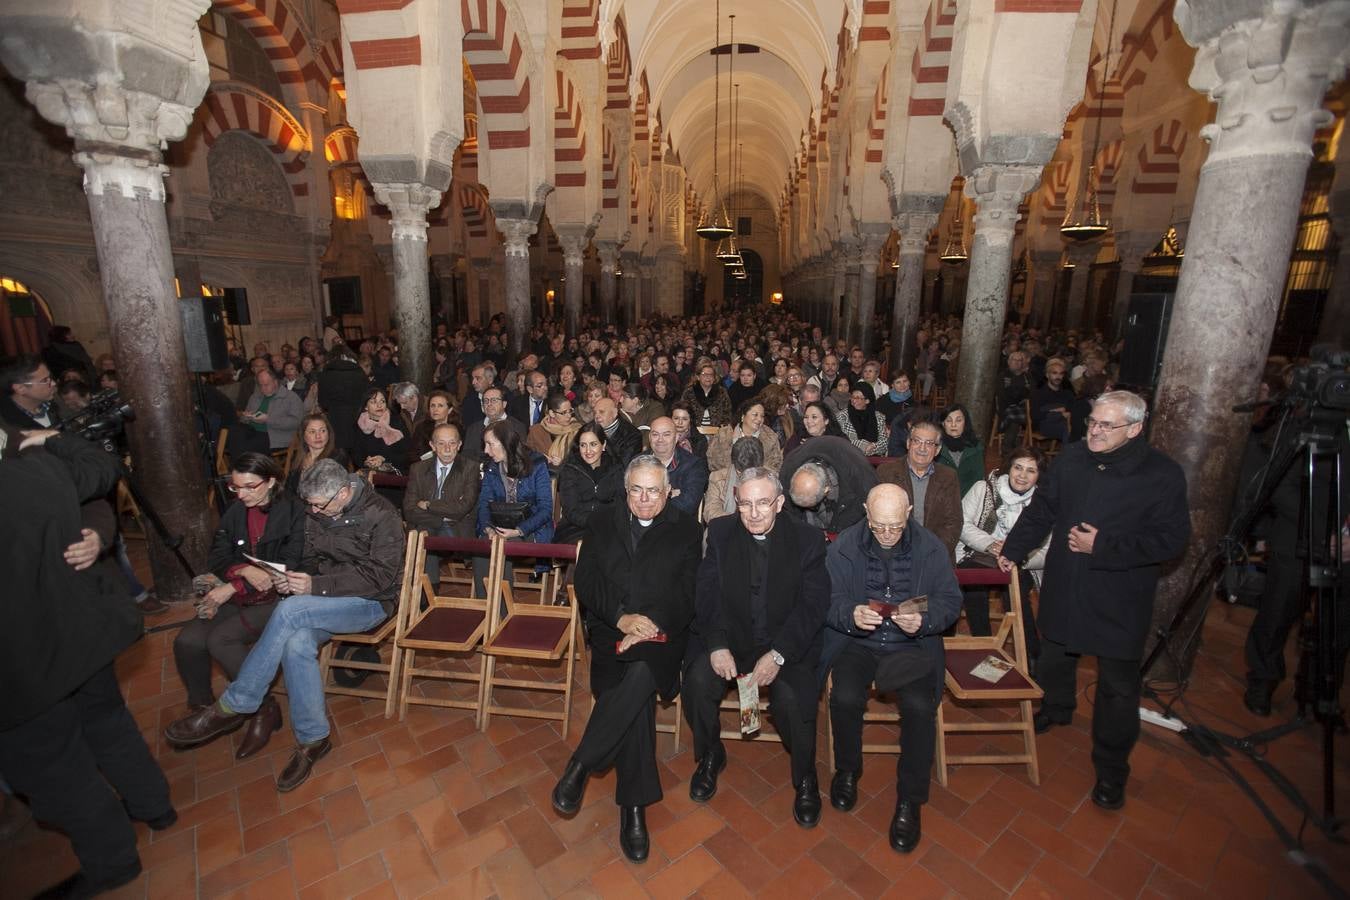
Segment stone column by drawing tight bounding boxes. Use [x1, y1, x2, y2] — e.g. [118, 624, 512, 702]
[620, 252, 640, 328]
[954, 165, 1042, 438]
[854, 228, 890, 355]
[890, 209, 941, 374]
[639, 259, 656, 320]
[471, 257, 492, 327]
[431, 254, 458, 327]
[1148, 0, 1350, 675]
[496, 217, 537, 357]
[595, 241, 620, 327]
[1061, 241, 1102, 332]
[844, 243, 863, 346]
[829, 248, 850, 341]
[556, 226, 587, 336]
[1028, 250, 1061, 330]
[371, 183, 440, 392]
[1109, 231, 1157, 339]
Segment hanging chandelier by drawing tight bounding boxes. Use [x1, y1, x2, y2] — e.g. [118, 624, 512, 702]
[940, 207, 968, 263]
[695, 0, 734, 240]
[1060, 0, 1116, 243]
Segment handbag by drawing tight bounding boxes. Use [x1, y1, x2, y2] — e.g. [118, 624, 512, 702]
[960, 550, 1000, 569]
[488, 500, 530, 529]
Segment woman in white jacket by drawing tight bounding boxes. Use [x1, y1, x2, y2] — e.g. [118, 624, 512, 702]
[956, 446, 1050, 665]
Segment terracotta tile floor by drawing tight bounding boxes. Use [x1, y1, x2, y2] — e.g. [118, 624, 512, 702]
[4, 584, 1348, 898]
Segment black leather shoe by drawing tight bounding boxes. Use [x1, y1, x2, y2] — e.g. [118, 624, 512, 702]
[551, 757, 590, 816]
[829, 770, 859, 812]
[793, 773, 821, 829]
[276, 737, 332, 792]
[235, 696, 282, 760]
[619, 805, 649, 863]
[1033, 710, 1070, 735]
[139, 807, 178, 831]
[1244, 683, 1273, 717]
[889, 800, 922, 853]
[33, 860, 142, 899]
[688, 748, 727, 803]
[164, 702, 247, 748]
[1091, 779, 1125, 811]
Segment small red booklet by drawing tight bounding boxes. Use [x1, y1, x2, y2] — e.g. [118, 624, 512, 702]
[867, 595, 928, 618]
[616, 632, 668, 653]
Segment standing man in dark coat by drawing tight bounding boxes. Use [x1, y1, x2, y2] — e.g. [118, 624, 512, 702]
[317, 350, 370, 453]
[0, 427, 173, 897]
[683, 468, 830, 827]
[1000, 390, 1190, 811]
[551, 454, 702, 863]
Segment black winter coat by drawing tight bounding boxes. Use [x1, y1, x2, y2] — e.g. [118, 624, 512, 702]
[208, 492, 307, 579]
[555, 455, 623, 543]
[317, 358, 370, 452]
[574, 500, 702, 699]
[1, 435, 140, 729]
[1001, 438, 1190, 659]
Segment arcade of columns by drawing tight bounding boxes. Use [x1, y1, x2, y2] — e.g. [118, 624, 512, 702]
[0, 0, 1347, 654]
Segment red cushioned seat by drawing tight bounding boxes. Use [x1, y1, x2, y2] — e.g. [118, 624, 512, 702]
[955, 568, 1011, 587]
[492, 614, 570, 653]
[943, 648, 1035, 694]
[407, 606, 485, 645]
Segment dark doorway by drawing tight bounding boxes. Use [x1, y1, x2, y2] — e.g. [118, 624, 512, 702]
[723, 249, 764, 307]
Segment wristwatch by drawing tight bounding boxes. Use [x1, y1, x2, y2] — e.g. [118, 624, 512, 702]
[770, 649, 785, 667]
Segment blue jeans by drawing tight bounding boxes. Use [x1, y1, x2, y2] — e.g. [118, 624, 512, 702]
[220, 594, 386, 744]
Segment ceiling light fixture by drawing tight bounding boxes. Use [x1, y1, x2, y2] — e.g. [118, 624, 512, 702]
[695, 0, 734, 241]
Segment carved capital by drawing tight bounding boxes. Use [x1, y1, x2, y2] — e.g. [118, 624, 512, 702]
[496, 217, 537, 257]
[1185, 1, 1350, 165]
[555, 225, 588, 266]
[371, 182, 442, 242]
[595, 240, 621, 271]
[856, 227, 890, 272]
[24, 78, 197, 157]
[73, 148, 169, 202]
[894, 211, 940, 256]
[965, 164, 1041, 248]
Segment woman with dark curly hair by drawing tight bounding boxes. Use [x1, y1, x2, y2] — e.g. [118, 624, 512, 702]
[474, 420, 555, 593]
[783, 400, 845, 455]
[554, 422, 623, 543]
[351, 388, 409, 473]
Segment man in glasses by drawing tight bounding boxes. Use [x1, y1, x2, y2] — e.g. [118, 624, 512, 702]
[461, 385, 524, 466]
[875, 419, 961, 560]
[0, 354, 59, 428]
[821, 483, 961, 854]
[999, 390, 1189, 812]
[552, 455, 701, 864]
[682, 468, 830, 828]
[166, 459, 405, 792]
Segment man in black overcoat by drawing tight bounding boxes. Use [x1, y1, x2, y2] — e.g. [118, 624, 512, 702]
[683, 467, 829, 828]
[551, 453, 702, 862]
[1000, 390, 1190, 812]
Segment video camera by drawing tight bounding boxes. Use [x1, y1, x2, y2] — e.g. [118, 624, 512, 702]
[1285, 349, 1349, 412]
[56, 388, 135, 450]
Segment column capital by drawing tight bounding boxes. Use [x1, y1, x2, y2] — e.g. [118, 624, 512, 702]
[856, 227, 890, 271]
[894, 211, 940, 255]
[964, 164, 1042, 248]
[430, 253, 459, 279]
[555, 225, 589, 265]
[371, 182, 442, 242]
[595, 240, 621, 270]
[1064, 242, 1102, 268]
[1112, 231, 1158, 272]
[1182, 1, 1350, 165]
[496, 217, 538, 257]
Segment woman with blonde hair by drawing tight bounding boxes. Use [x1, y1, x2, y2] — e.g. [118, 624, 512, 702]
[283, 413, 350, 494]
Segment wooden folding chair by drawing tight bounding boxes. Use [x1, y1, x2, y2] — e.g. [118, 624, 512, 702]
[215, 427, 230, 475]
[316, 528, 414, 718]
[1024, 399, 1061, 457]
[718, 684, 783, 744]
[938, 566, 1043, 785]
[395, 533, 492, 720]
[478, 538, 580, 737]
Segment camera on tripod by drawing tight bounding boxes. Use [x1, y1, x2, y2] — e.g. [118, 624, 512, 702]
[1284, 349, 1349, 412]
[57, 388, 135, 450]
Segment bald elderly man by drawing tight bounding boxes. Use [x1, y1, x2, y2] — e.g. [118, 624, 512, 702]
[819, 483, 961, 854]
[593, 397, 643, 464]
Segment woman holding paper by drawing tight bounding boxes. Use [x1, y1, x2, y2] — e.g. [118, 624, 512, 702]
[171, 453, 306, 759]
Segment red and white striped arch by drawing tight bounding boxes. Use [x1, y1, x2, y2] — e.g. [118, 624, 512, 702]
[461, 0, 532, 150]
[213, 0, 324, 98]
[201, 84, 311, 197]
[1094, 139, 1124, 218]
[1117, 3, 1177, 95]
[865, 64, 889, 164]
[629, 155, 641, 226]
[1037, 159, 1071, 226]
[560, 0, 600, 61]
[908, 0, 956, 117]
[1132, 120, 1187, 195]
[605, 15, 632, 110]
[858, 0, 892, 43]
[324, 125, 359, 165]
[459, 183, 491, 239]
[602, 125, 619, 209]
[554, 69, 587, 188]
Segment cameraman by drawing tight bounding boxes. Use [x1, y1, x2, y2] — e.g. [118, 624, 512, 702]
[0, 354, 58, 428]
[0, 426, 173, 897]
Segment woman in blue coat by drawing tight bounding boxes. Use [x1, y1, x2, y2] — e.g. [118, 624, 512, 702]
[475, 419, 554, 594]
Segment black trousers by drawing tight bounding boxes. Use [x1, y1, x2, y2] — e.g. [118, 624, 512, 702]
[827, 642, 939, 804]
[173, 600, 278, 708]
[575, 657, 661, 807]
[963, 567, 1040, 659]
[1244, 552, 1305, 689]
[0, 664, 170, 881]
[682, 652, 817, 786]
[1037, 638, 1140, 784]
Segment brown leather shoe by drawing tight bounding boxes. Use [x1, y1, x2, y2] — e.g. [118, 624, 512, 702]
[165, 702, 247, 748]
[235, 696, 282, 760]
[276, 737, 332, 792]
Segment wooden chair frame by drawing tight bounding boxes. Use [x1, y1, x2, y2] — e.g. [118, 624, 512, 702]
[394, 532, 492, 720]
[316, 529, 414, 718]
[937, 566, 1043, 785]
[1024, 399, 1061, 457]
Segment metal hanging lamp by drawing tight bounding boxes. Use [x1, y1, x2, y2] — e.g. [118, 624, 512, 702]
[695, 0, 734, 240]
[1060, 0, 1116, 243]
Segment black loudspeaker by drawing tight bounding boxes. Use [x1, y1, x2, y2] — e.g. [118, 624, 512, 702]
[180, 296, 229, 373]
[1118, 292, 1173, 388]
[325, 276, 363, 316]
[221, 286, 250, 325]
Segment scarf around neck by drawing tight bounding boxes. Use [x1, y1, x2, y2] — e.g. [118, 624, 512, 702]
[358, 411, 404, 446]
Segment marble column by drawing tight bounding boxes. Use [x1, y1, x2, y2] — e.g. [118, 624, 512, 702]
[844, 244, 863, 346]
[639, 259, 656, 320]
[620, 252, 640, 328]
[1061, 241, 1103, 332]
[854, 228, 890, 355]
[431, 254, 458, 327]
[496, 217, 537, 357]
[595, 241, 620, 327]
[830, 248, 850, 341]
[1028, 250, 1061, 330]
[372, 183, 440, 392]
[1109, 231, 1157, 339]
[1149, 0, 1350, 676]
[890, 210, 941, 374]
[954, 165, 1043, 439]
[556, 227, 587, 336]
[471, 258, 493, 327]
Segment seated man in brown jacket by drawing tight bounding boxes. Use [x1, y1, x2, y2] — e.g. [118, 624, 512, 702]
[403, 423, 481, 584]
[874, 419, 961, 561]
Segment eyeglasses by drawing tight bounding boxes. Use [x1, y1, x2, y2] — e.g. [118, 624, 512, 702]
[483, 396, 504, 405]
[627, 485, 666, 499]
[19, 376, 55, 386]
[307, 485, 346, 512]
[869, 522, 906, 536]
[1085, 417, 1131, 433]
[908, 438, 939, 449]
[735, 498, 777, 513]
[227, 480, 267, 494]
